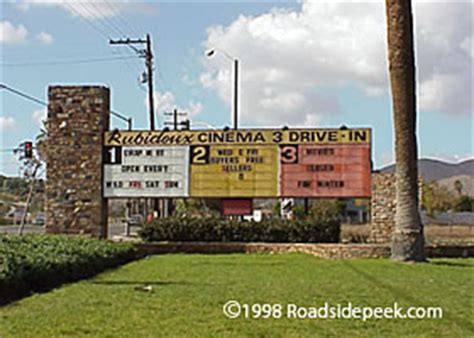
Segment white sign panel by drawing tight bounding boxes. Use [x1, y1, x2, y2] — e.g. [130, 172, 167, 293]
[104, 146, 189, 197]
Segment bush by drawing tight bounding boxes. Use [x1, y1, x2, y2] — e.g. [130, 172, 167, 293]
[310, 199, 345, 219]
[139, 217, 340, 243]
[453, 195, 474, 212]
[0, 217, 10, 226]
[0, 234, 136, 304]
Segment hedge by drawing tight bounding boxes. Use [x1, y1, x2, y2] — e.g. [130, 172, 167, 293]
[0, 234, 137, 305]
[139, 217, 340, 243]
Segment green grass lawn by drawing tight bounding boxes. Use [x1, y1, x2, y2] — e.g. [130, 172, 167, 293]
[0, 254, 472, 337]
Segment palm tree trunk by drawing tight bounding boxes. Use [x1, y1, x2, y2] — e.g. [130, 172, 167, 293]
[385, 0, 425, 261]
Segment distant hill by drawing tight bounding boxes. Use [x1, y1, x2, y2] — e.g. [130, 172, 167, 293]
[380, 158, 474, 181]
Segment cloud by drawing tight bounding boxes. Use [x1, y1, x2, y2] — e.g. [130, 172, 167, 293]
[419, 73, 471, 115]
[0, 22, 54, 46]
[0, 116, 16, 130]
[17, 0, 132, 19]
[147, 91, 204, 125]
[0, 21, 27, 44]
[36, 31, 53, 45]
[200, 0, 472, 126]
[414, 2, 472, 115]
[188, 102, 203, 117]
[32, 108, 47, 127]
[460, 37, 473, 58]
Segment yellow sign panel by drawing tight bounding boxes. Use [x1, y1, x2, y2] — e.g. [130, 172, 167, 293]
[190, 145, 278, 197]
[104, 128, 371, 147]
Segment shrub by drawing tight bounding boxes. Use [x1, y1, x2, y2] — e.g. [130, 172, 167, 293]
[453, 195, 474, 212]
[139, 217, 340, 243]
[310, 199, 345, 220]
[0, 234, 136, 305]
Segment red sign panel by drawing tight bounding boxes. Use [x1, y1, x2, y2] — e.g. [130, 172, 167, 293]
[222, 199, 253, 215]
[280, 144, 371, 197]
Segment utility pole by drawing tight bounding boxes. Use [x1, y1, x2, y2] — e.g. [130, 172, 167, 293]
[233, 59, 239, 130]
[110, 35, 160, 222]
[145, 34, 155, 130]
[164, 108, 187, 131]
[110, 35, 155, 130]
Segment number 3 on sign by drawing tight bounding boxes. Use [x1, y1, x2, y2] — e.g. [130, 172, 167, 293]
[280, 145, 298, 164]
[190, 145, 210, 164]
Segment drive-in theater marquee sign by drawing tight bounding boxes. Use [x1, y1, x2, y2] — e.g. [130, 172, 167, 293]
[103, 128, 371, 198]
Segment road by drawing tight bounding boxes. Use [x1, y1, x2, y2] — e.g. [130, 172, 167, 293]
[0, 225, 45, 234]
[0, 222, 133, 238]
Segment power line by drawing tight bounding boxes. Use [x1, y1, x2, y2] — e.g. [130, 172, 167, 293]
[64, 1, 143, 85]
[86, 2, 127, 38]
[110, 35, 156, 130]
[62, 2, 111, 40]
[0, 84, 47, 106]
[99, 1, 132, 38]
[76, 1, 138, 60]
[0, 83, 132, 130]
[1, 83, 134, 130]
[105, 0, 140, 37]
[75, 2, 118, 38]
[1, 55, 137, 67]
[110, 47, 143, 80]
[156, 67, 176, 95]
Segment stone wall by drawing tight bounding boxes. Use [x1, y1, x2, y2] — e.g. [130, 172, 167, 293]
[45, 86, 109, 237]
[134, 242, 474, 259]
[369, 172, 423, 243]
[369, 173, 396, 243]
[135, 242, 392, 259]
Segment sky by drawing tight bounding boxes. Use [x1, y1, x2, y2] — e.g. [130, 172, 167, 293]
[1, 0, 472, 176]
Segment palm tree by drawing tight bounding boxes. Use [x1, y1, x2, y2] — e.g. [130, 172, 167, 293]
[454, 180, 463, 197]
[385, 0, 425, 261]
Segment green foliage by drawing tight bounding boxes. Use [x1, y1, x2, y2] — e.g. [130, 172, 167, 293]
[0, 176, 45, 217]
[0, 176, 29, 198]
[292, 205, 306, 220]
[0, 234, 136, 304]
[422, 180, 474, 214]
[453, 195, 474, 212]
[173, 198, 221, 217]
[272, 200, 281, 219]
[139, 216, 340, 243]
[310, 199, 345, 219]
[421, 181, 455, 215]
[453, 179, 463, 196]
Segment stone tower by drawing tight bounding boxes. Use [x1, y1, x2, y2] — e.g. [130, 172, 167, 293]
[44, 86, 109, 237]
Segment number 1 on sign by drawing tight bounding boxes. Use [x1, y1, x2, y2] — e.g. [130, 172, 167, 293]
[105, 146, 122, 164]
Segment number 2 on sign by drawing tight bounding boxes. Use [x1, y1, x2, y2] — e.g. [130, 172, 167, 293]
[190, 145, 210, 164]
[280, 145, 298, 164]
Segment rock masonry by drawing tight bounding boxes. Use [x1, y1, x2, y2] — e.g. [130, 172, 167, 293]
[44, 86, 109, 237]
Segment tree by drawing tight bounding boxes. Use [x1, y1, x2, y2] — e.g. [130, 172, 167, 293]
[385, 0, 425, 261]
[454, 180, 463, 197]
[453, 195, 473, 212]
[421, 181, 455, 216]
[310, 199, 345, 220]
